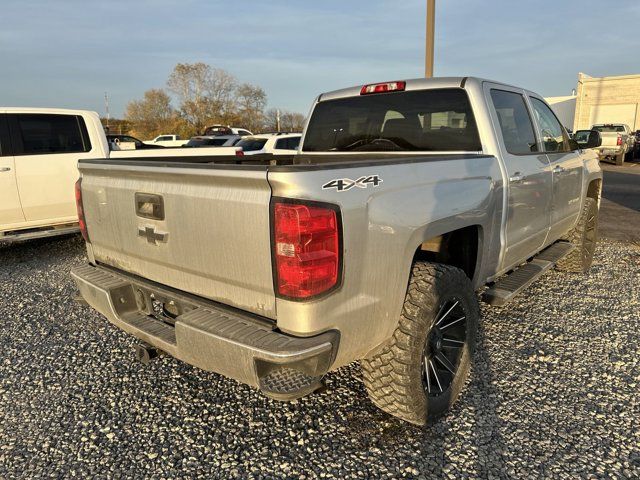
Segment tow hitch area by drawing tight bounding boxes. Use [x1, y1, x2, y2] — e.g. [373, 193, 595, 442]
[134, 342, 159, 365]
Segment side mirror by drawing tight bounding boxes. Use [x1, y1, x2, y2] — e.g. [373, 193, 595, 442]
[574, 130, 602, 149]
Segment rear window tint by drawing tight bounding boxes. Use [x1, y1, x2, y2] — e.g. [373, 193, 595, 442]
[16, 114, 91, 155]
[303, 89, 481, 152]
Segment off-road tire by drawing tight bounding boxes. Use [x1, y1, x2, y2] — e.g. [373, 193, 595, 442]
[615, 152, 625, 166]
[625, 149, 634, 162]
[361, 262, 478, 425]
[556, 197, 598, 273]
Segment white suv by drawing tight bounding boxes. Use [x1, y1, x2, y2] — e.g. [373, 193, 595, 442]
[236, 133, 301, 156]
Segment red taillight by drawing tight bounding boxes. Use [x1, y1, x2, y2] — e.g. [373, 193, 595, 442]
[272, 201, 341, 299]
[235, 149, 244, 156]
[75, 178, 89, 243]
[617, 135, 623, 146]
[360, 81, 406, 95]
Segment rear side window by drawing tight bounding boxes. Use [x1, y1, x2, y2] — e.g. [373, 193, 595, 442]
[0, 116, 9, 156]
[275, 137, 301, 150]
[490, 90, 539, 154]
[16, 114, 91, 155]
[237, 138, 268, 151]
[530, 98, 569, 153]
[303, 88, 481, 152]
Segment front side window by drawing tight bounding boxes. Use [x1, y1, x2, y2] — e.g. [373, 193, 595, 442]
[303, 88, 481, 152]
[17, 114, 90, 155]
[530, 98, 569, 153]
[490, 90, 538, 154]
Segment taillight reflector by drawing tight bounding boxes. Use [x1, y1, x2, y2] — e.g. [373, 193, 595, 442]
[360, 81, 406, 95]
[616, 134, 623, 146]
[75, 178, 89, 243]
[272, 201, 341, 299]
[235, 149, 244, 156]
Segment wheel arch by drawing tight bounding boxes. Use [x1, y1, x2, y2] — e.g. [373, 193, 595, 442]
[406, 222, 485, 287]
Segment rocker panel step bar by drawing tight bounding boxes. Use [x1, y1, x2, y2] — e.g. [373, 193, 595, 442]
[482, 242, 574, 306]
[0, 225, 79, 243]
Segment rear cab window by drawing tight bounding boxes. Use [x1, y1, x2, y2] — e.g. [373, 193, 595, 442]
[302, 88, 481, 152]
[592, 125, 625, 133]
[12, 114, 92, 155]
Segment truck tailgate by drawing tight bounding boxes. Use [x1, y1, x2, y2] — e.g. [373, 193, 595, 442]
[78, 162, 276, 319]
[598, 132, 621, 147]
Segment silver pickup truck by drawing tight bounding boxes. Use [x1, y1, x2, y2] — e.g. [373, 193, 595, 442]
[590, 123, 635, 166]
[72, 77, 603, 425]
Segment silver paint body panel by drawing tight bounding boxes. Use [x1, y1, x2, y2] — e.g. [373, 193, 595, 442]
[77, 77, 602, 370]
[80, 163, 276, 318]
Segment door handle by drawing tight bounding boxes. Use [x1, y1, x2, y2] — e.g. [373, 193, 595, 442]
[0, 167, 10, 172]
[509, 172, 524, 183]
[553, 165, 565, 173]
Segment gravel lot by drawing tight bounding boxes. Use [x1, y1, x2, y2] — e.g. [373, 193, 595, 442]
[1, 235, 639, 479]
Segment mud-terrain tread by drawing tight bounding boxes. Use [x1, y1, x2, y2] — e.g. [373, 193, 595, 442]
[556, 198, 598, 273]
[361, 263, 477, 425]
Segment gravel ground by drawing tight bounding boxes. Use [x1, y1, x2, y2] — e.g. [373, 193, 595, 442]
[0, 235, 639, 479]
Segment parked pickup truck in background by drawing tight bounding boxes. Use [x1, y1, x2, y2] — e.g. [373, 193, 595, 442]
[144, 135, 186, 148]
[72, 78, 603, 425]
[591, 123, 635, 165]
[0, 108, 241, 243]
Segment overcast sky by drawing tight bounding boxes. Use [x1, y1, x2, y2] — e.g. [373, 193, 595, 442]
[1, 0, 639, 117]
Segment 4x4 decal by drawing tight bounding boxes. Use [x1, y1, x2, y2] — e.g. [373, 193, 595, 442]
[322, 175, 383, 192]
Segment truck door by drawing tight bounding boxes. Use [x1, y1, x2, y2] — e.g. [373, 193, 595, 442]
[485, 86, 552, 271]
[8, 113, 92, 223]
[0, 114, 26, 227]
[528, 96, 584, 241]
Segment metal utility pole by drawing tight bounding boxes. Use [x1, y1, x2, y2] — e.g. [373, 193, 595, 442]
[425, 0, 436, 78]
[276, 109, 281, 132]
[104, 92, 110, 128]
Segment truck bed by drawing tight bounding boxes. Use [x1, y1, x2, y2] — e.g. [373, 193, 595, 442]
[78, 151, 498, 342]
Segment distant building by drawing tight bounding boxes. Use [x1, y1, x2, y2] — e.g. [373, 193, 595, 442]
[545, 95, 577, 130]
[573, 72, 640, 131]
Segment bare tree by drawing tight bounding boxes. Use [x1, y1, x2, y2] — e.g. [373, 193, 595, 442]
[124, 89, 175, 138]
[167, 63, 238, 132]
[234, 83, 267, 132]
[264, 108, 306, 133]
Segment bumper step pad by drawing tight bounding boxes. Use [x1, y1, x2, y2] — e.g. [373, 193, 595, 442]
[260, 368, 323, 401]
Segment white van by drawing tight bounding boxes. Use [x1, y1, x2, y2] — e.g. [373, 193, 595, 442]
[0, 108, 241, 242]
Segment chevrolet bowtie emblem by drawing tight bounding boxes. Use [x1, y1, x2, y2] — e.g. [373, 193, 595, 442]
[138, 225, 169, 245]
